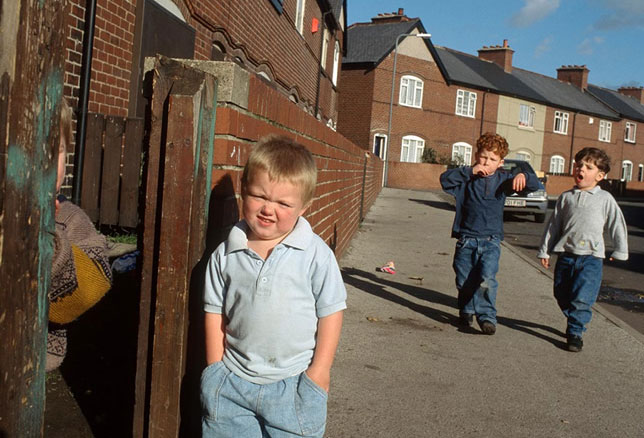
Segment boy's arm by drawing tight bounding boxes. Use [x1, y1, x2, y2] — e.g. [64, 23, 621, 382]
[306, 311, 343, 393]
[537, 196, 563, 267]
[205, 312, 226, 365]
[440, 166, 473, 195]
[605, 198, 629, 261]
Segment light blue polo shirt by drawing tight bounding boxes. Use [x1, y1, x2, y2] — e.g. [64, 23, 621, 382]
[204, 217, 347, 384]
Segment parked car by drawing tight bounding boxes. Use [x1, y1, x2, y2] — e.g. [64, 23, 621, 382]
[502, 159, 548, 223]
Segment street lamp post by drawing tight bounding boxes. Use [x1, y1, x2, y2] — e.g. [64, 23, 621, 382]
[384, 32, 431, 186]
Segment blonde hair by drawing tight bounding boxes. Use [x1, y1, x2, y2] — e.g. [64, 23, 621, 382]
[60, 98, 73, 154]
[241, 135, 317, 205]
[476, 132, 509, 159]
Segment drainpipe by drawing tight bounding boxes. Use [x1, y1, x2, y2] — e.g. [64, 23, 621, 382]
[72, 0, 98, 205]
[568, 112, 577, 174]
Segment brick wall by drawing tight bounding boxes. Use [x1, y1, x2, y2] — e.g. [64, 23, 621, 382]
[339, 52, 499, 164]
[201, 64, 382, 258]
[387, 162, 446, 190]
[66, 0, 135, 117]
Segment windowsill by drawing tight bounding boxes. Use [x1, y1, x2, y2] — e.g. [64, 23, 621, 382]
[598, 139, 611, 143]
[455, 113, 475, 118]
[625, 139, 636, 144]
[399, 102, 423, 109]
[553, 131, 568, 135]
[517, 125, 535, 131]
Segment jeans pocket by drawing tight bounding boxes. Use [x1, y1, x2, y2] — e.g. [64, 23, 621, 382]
[200, 361, 227, 421]
[295, 372, 328, 437]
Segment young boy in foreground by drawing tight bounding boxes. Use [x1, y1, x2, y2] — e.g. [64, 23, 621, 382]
[201, 135, 346, 437]
[440, 132, 542, 334]
[538, 147, 628, 352]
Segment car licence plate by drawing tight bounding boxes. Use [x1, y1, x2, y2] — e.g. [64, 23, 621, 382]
[505, 198, 526, 207]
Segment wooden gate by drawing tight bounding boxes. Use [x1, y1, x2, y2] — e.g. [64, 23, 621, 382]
[80, 114, 144, 228]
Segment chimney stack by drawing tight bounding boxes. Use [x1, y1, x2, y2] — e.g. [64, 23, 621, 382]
[478, 40, 514, 73]
[618, 86, 644, 104]
[371, 8, 410, 23]
[557, 65, 589, 90]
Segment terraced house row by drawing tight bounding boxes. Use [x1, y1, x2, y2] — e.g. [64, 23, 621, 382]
[337, 9, 644, 183]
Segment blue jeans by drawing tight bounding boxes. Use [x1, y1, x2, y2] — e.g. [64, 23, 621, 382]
[553, 253, 603, 337]
[200, 362, 328, 438]
[452, 236, 501, 325]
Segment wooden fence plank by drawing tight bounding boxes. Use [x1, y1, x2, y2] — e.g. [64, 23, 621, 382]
[100, 116, 125, 225]
[0, 0, 66, 434]
[81, 113, 105, 221]
[120, 118, 144, 227]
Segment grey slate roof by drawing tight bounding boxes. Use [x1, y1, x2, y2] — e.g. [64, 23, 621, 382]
[435, 46, 619, 120]
[327, 0, 345, 31]
[343, 19, 423, 65]
[588, 85, 644, 122]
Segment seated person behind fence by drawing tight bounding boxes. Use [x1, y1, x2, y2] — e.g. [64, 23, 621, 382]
[46, 98, 112, 372]
[201, 135, 346, 438]
[440, 132, 542, 335]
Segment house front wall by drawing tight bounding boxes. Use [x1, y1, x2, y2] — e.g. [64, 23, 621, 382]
[496, 95, 545, 171]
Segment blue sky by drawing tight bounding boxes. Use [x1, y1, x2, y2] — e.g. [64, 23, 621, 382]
[346, 0, 644, 90]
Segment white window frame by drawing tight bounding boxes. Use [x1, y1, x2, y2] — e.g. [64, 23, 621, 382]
[373, 134, 387, 160]
[639, 164, 644, 182]
[295, 0, 306, 35]
[549, 155, 565, 174]
[400, 135, 425, 163]
[622, 160, 633, 181]
[553, 111, 569, 135]
[320, 29, 329, 69]
[599, 120, 612, 142]
[518, 104, 536, 129]
[455, 89, 476, 118]
[451, 142, 472, 166]
[625, 122, 637, 143]
[515, 151, 531, 163]
[332, 41, 340, 86]
[399, 75, 424, 108]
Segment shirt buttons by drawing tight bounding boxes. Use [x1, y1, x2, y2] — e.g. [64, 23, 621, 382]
[256, 260, 262, 265]
[261, 277, 268, 283]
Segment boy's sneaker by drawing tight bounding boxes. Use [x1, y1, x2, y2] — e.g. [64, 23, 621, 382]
[567, 335, 583, 352]
[459, 314, 474, 327]
[480, 321, 496, 335]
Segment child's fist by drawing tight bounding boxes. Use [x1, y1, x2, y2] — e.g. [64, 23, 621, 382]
[512, 173, 526, 192]
[540, 258, 550, 269]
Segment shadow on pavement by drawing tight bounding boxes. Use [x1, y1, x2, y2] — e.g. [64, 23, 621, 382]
[408, 198, 455, 212]
[342, 267, 567, 348]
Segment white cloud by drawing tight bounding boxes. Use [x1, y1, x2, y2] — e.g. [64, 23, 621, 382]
[577, 36, 605, 55]
[590, 0, 644, 29]
[534, 36, 554, 58]
[509, 0, 561, 27]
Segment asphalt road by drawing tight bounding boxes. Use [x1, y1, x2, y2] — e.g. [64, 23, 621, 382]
[502, 199, 644, 336]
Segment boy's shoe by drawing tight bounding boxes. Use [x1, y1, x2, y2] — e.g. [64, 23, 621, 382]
[567, 335, 583, 352]
[480, 321, 496, 335]
[459, 314, 474, 327]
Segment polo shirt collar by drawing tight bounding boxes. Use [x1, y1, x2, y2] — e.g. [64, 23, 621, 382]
[225, 217, 313, 255]
[573, 185, 602, 195]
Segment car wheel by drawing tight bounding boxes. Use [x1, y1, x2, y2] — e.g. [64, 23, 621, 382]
[535, 213, 546, 223]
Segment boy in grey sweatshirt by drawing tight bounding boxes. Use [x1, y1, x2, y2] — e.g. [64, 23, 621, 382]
[538, 147, 628, 352]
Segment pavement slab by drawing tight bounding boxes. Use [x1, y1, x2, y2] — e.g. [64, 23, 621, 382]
[327, 188, 644, 438]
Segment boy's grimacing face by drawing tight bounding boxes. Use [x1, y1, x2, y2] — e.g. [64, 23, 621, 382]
[242, 169, 309, 245]
[474, 149, 504, 176]
[573, 159, 605, 190]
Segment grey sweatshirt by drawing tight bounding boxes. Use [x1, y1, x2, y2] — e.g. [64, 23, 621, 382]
[538, 186, 628, 260]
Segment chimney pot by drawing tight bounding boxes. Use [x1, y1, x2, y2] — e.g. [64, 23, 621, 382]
[503, 39, 508, 48]
[398, 8, 404, 15]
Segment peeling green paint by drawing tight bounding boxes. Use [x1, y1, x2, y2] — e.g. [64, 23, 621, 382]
[35, 70, 63, 322]
[204, 84, 218, 221]
[6, 145, 30, 189]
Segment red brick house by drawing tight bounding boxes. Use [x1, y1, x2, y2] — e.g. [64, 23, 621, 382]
[338, 9, 644, 183]
[62, 0, 347, 189]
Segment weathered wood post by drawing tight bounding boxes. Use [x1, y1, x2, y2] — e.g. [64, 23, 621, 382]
[0, 0, 68, 436]
[133, 57, 217, 438]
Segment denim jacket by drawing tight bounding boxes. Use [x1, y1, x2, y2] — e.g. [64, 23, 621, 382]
[440, 166, 542, 240]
